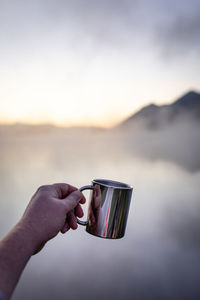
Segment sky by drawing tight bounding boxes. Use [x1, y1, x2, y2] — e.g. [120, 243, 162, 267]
[0, 0, 200, 127]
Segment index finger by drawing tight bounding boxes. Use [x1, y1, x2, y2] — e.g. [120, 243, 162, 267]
[79, 192, 86, 204]
[52, 183, 78, 199]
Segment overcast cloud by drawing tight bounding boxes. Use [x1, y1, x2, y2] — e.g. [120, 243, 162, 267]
[1, 0, 200, 58]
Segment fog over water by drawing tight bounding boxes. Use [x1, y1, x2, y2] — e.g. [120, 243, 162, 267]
[0, 124, 200, 300]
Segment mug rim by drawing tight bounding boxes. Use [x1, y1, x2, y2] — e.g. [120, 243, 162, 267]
[92, 178, 133, 190]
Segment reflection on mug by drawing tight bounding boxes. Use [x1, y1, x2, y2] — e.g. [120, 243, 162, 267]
[88, 184, 102, 233]
[78, 179, 133, 239]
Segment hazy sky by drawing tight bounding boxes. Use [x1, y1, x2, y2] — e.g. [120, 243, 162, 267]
[0, 0, 200, 127]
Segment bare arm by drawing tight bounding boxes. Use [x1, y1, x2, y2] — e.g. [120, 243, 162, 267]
[0, 183, 85, 300]
[0, 223, 37, 300]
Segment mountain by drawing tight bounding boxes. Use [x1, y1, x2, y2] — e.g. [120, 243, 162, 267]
[116, 91, 200, 130]
[112, 90, 200, 172]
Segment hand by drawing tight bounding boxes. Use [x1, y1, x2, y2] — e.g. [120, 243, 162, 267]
[18, 183, 86, 254]
[0, 183, 86, 300]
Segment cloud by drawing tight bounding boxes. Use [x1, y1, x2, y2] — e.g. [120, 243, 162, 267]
[156, 5, 200, 58]
[0, 0, 137, 49]
[1, 0, 200, 59]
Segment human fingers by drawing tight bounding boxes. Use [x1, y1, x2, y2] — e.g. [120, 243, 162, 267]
[52, 183, 78, 199]
[75, 203, 84, 218]
[62, 190, 83, 212]
[52, 184, 86, 204]
[60, 203, 83, 233]
[60, 222, 70, 234]
[67, 211, 78, 230]
[79, 193, 86, 204]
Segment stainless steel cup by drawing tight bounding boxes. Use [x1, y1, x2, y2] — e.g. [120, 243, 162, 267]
[78, 179, 133, 239]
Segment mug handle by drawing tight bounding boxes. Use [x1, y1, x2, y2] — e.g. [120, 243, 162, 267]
[77, 185, 94, 226]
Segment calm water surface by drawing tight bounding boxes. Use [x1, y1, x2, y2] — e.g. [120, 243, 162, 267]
[0, 131, 200, 300]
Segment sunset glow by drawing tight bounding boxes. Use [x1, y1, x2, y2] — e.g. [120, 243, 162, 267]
[0, 0, 199, 127]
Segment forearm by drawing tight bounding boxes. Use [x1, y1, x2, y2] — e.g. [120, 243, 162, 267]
[0, 184, 84, 300]
[0, 222, 36, 300]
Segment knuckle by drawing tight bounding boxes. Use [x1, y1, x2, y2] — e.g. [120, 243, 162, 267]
[37, 185, 51, 193]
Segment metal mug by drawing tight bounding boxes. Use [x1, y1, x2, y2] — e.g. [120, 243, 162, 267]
[78, 179, 133, 239]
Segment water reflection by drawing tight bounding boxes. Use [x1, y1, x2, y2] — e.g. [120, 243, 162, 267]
[0, 127, 200, 300]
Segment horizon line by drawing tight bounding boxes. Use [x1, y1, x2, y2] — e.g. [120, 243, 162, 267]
[0, 89, 198, 129]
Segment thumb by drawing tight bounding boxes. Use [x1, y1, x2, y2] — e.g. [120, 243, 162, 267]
[62, 190, 83, 212]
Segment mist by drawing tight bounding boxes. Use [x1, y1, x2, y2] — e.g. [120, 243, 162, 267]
[0, 116, 200, 299]
[115, 120, 200, 172]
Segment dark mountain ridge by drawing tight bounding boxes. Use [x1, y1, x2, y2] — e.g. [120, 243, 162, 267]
[117, 91, 200, 130]
[172, 91, 200, 108]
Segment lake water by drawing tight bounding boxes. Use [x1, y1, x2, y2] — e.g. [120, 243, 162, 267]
[0, 129, 200, 300]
